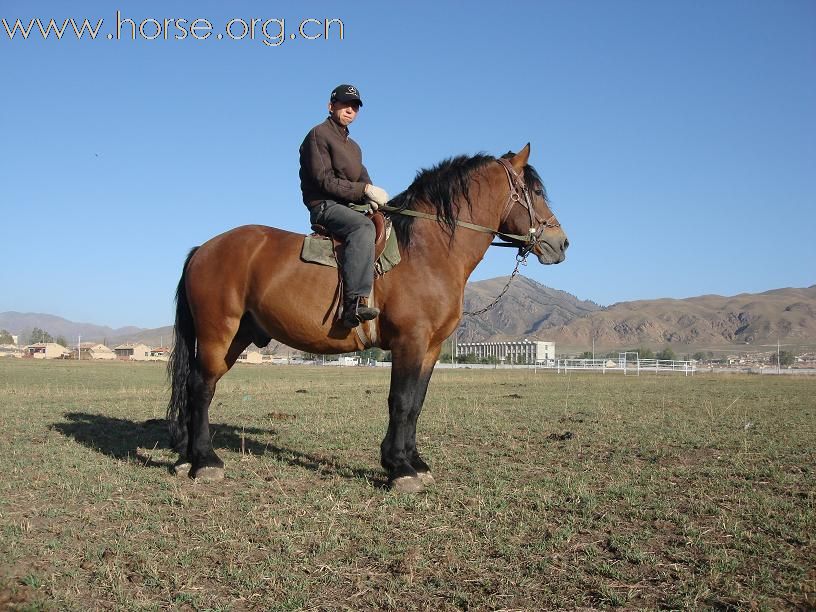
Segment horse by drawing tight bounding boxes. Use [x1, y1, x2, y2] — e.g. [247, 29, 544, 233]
[167, 144, 568, 492]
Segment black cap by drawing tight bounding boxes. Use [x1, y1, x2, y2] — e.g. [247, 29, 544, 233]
[330, 84, 363, 106]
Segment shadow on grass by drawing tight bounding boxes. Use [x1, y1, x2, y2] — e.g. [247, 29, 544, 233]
[50, 412, 386, 487]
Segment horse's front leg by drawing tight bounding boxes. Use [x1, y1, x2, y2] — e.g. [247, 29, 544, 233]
[405, 346, 442, 485]
[381, 342, 439, 493]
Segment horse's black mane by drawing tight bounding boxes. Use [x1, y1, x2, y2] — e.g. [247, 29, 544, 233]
[388, 151, 548, 247]
[388, 153, 495, 247]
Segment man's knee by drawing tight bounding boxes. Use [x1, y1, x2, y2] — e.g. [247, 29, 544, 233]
[349, 216, 375, 240]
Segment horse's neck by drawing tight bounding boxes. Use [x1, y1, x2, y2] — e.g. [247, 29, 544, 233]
[406, 200, 502, 281]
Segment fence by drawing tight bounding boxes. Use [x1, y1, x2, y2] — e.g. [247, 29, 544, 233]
[553, 353, 696, 376]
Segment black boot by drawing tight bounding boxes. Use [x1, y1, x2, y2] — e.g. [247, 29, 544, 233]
[342, 296, 380, 328]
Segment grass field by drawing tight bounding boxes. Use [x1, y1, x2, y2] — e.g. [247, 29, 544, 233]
[0, 359, 813, 611]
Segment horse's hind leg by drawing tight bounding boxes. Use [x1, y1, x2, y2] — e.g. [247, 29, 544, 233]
[185, 315, 256, 481]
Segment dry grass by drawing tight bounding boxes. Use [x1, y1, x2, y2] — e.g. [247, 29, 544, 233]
[0, 359, 813, 610]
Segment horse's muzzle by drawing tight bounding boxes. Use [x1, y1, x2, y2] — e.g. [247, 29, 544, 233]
[535, 230, 569, 265]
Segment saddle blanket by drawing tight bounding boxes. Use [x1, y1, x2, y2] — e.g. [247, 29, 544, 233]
[300, 227, 401, 275]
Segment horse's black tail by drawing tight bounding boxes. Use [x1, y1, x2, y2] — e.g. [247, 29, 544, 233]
[167, 247, 199, 451]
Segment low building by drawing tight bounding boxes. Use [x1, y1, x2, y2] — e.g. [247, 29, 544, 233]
[0, 343, 23, 358]
[237, 348, 264, 364]
[114, 342, 152, 361]
[73, 342, 116, 360]
[149, 347, 170, 361]
[24, 342, 70, 359]
[455, 339, 556, 364]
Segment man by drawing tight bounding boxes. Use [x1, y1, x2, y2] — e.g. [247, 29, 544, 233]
[299, 84, 389, 328]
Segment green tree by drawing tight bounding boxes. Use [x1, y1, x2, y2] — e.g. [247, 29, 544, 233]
[55, 335, 68, 347]
[692, 351, 706, 362]
[360, 347, 386, 363]
[29, 328, 54, 344]
[0, 329, 13, 344]
[578, 351, 593, 360]
[656, 347, 677, 361]
[770, 351, 795, 367]
[632, 347, 654, 360]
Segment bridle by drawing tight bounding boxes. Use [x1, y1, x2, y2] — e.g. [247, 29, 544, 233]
[493, 157, 560, 257]
[380, 158, 560, 259]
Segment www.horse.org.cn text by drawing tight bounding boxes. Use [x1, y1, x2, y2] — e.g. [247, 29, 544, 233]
[2, 12, 345, 47]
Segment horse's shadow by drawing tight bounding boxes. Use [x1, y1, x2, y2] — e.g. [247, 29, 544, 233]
[50, 412, 386, 487]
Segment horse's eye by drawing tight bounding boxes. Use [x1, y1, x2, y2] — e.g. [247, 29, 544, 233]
[534, 189, 543, 196]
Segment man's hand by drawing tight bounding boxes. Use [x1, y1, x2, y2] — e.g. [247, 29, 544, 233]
[364, 184, 389, 208]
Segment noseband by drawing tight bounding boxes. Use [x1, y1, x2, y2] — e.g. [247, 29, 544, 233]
[494, 158, 560, 256]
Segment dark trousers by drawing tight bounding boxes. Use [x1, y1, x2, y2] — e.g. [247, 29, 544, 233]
[309, 200, 375, 299]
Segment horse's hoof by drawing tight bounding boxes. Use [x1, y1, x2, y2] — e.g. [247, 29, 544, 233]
[172, 461, 191, 477]
[391, 475, 425, 494]
[417, 471, 435, 486]
[192, 466, 224, 482]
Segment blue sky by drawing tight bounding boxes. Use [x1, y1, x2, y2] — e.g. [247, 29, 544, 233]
[1, 0, 814, 329]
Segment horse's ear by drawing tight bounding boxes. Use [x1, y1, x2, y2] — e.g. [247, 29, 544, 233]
[509, 143, 531, 171]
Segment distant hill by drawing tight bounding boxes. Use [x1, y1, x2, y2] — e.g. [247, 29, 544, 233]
[3, 280, 815, 353]
[459, 276, 602, 342]
[548, 285, 816, 352]
[0, 312, 144, 345]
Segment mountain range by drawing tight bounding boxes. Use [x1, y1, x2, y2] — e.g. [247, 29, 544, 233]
[3, 277, 815, 353]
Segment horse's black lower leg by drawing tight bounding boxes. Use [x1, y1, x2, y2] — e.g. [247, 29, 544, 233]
[405, 366, 435, 479]
[186, 369, 224, 480]
[381, 343, 442, 491]
[381, 367, 419, 473]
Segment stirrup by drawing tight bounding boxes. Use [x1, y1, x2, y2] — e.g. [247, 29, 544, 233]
[342, 296, 379, 328]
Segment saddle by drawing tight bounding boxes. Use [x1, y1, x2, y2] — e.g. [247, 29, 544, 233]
[310, 211, 390, 261]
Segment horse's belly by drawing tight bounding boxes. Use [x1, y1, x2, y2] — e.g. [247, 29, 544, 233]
[250, 254, 363, 354]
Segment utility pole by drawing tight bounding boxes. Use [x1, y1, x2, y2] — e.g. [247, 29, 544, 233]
[777, 338, 780, 374]
[78, 334, 81, 361]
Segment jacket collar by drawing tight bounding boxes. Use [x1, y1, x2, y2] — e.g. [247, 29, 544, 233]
[325, 116, 350, 139]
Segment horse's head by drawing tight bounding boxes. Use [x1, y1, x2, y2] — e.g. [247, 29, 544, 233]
[498, 144, 568, 264]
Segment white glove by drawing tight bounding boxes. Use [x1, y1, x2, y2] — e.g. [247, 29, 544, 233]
[364, 184, 389, 208]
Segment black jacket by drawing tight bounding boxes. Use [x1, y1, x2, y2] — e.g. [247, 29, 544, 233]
[299, 117, 372, 208]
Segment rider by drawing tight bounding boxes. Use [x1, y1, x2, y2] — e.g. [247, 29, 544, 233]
[299, 84, 389, 328]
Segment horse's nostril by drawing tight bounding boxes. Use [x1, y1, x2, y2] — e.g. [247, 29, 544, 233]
[563, 238, 570, 250]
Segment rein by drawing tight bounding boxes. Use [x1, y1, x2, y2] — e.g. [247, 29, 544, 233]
[379, 158, 560, 316]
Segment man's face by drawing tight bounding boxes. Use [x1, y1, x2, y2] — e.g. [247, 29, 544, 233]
[328, 101, 360, 127]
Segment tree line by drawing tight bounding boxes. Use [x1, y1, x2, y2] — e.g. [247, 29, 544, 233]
[0, 327, 69, 347]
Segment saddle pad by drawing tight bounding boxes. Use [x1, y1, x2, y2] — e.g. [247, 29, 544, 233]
[300, 228, 401, 274]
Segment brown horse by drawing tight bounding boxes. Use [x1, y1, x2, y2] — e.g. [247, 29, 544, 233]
[167, 144, 568, 492]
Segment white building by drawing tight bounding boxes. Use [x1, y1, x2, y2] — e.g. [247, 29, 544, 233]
[455, 339, 556, 364]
